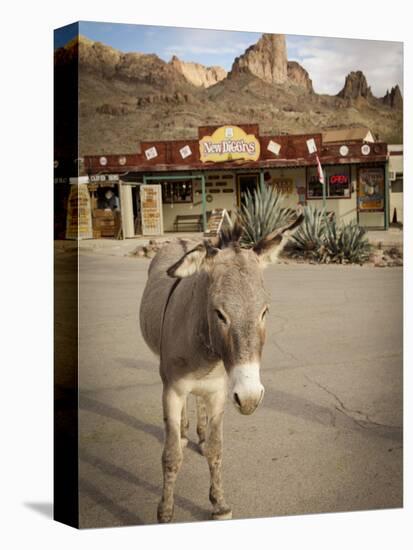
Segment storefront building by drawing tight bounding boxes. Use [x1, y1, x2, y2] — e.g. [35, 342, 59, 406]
[55, 124, 392, 239]
[388, 144, 403, 224]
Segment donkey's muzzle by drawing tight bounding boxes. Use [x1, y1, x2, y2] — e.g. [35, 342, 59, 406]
[229, 363, 264, 415]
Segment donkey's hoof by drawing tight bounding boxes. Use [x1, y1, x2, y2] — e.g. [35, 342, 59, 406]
[157, 503, 174, 523]
[198, 441, 206, 455]
[181, 437, 188, 449]
[212, 508, 232, 520]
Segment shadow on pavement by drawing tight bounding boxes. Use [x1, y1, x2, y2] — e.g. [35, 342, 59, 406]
[79, 394, 164, 443]
[79, 449, 209, 522]
[79, 476, 144, 526]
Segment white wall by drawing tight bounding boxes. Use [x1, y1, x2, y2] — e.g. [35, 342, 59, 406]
[159, 164, 394, 232]
[266, 167, 303, 209]
[162, 171, 237, 232]
[266, 166, 358, 223]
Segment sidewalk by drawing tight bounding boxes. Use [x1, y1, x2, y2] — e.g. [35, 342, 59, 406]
[55, 232, 201, 257]
[55, 228, 403, 257]
[366, 228, 403, 249]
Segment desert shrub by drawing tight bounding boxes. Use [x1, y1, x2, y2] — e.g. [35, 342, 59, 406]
[291, 207, 370, 264]
[290, 205, 327, 259]
[237, 181, 294, 246]
[236, 185, 370, 264]
[323, 218, 371, 264]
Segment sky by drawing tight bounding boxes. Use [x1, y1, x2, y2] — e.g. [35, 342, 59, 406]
[54, 21, 403, 97]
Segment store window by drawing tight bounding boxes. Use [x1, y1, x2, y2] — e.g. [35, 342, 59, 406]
[307, 165, 351, 199]
[162, 181, 193, 203]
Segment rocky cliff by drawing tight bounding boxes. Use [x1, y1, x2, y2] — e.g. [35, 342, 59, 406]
[381, 85, 403, 109]
[169, 55, 227, 87]
[229, 33, 288, 84]
[287, 61, 313, 92]
[229, 34, 313, 92]
[54, 33, 403, 155]
[337, 70, 372, 100]
[74, 35, 190, 89]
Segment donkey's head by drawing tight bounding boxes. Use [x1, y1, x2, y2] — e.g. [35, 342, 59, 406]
[167, 213, 303, 415]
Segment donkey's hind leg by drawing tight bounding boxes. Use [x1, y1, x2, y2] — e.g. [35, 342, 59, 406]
[158, 386, 185, 523]
[180, 397, 189, 449]
[196, 396, 208, 455]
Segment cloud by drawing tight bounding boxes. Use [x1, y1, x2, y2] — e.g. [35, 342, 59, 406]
[164, 42, 251, 58]
[287, 35, 403, 96]
[159, 27, 258, 65]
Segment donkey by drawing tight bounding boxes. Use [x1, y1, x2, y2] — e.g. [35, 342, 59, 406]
[139, 213, 303, 523]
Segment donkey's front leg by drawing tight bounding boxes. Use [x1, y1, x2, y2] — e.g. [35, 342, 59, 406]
[180, 397, 189, 449]
[158, 386, 186, 523]
[204, 390, 232, 520]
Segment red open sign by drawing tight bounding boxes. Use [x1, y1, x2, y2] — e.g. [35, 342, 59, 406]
[329, 174, 348, 185]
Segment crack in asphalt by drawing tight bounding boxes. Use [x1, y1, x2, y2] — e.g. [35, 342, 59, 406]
[304, 375, 402, 433]
[270, 315, 300, 364]
[270, 352, 401, 373]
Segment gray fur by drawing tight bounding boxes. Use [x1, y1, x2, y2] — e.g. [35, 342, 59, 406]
[139, 215, 302, 522]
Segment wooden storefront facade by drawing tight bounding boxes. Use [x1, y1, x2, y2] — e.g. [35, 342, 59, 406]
[54, 124, 391, 239]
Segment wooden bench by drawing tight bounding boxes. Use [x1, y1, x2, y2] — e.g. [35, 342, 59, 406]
[173, 214, 203, 232]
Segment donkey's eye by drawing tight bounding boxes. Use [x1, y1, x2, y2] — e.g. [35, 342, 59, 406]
[261, 307, 269, 321]
[215, 309, 228, 324]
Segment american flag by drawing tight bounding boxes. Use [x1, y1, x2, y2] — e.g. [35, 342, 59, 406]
[316, 154, 325, 185]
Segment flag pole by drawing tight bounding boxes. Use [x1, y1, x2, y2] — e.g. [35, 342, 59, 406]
[316, 153, 326, 211]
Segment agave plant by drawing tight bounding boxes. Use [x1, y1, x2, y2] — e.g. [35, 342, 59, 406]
[237, 180, 293, 247]
[290, 205, 328, 259]
[291, 206, 371, 264]
[338, 220, 371, 263]
[322, 217, 371, 264]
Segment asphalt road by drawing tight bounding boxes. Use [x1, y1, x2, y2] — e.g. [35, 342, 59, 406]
[75, 252, 403, 528]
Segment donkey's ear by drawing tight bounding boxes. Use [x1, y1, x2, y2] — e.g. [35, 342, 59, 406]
[167, 242, 218, 278]
[253, 211, 304, 265]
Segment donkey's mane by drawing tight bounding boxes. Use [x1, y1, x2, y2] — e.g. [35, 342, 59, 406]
[216, 222, 243, 250]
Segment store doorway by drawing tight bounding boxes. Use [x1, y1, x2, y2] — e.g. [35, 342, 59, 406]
[237, 173, 259, 206]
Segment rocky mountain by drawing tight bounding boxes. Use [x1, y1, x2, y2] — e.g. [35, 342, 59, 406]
[75, 35, 190, 89]
[169, 55, 227, 87]
[382, 85, 403, 109]
[229, 33, 288, 84]
[229, 34, 313, 93]
[287, 61, 313, 92]
[54, 33, 403, 156]
[337, 70, 372, 100]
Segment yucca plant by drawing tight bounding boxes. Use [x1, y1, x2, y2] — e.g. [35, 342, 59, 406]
[237, 181, 293, 247]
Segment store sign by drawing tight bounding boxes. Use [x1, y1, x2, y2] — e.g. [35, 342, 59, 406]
[65, 183, 93, 240]
[267, 140, 281, 156]
[272, 178, 293, 194]
[358, 168, 384, 211]
[145, 146, 158, 160]
[199, 125, 260, 163]
[180, 145, 192, 159]
[140, 184, 163, 235]
[89, 174, 119, 183]
[306, 138, 317, 154]
[329, 174, 348, 185]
